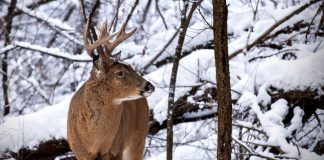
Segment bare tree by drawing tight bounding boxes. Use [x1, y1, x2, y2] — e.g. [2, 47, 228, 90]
[213, 0, 232, 159]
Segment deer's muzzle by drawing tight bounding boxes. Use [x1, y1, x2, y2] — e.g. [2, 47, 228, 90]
[141, 82, 155, 97]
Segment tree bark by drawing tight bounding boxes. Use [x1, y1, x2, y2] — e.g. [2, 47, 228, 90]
[213, 0, 232, 160]
[2, 0, 17, 116]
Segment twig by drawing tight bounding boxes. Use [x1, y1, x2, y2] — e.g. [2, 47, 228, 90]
[155, 0, 168, 30]
[197, 5, 213, 29]
[17, 73, 51, 105]
[305, 6, 321, 43]
[112, 0, 121, 32]
[140, 0, 152, 25]
[79, 0, 87, 21]
[315, 1, 324, 41]
[232, 137, 292, 160]
[248, 49, 299, 62]
[142, 28, 180, 71]
[124, 0, 139, 28]
[87, 0, 100, 42]
[46, 4, 75, 47]
[313, 111, 322, 127]
[242, 140, 277, 148]
[232, 122, 266, 135]
[245, 0, 260, 52]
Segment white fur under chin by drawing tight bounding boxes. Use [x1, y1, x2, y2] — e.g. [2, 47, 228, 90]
[113, 95, 143, 104]
[95, 70, 101, 78]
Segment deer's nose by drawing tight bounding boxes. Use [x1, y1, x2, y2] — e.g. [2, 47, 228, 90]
[144, 82, 155, 93]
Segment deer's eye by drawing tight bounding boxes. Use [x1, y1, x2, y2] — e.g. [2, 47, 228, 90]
[115, 71, 126, 78]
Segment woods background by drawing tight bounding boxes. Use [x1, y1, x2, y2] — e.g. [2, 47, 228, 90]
[0, 0, 323, 159]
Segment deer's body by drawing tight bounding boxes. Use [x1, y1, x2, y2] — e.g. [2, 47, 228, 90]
[68, 83, 149, 159]
[67, 19, 154, 160]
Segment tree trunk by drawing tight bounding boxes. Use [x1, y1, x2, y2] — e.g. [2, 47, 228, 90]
[2, 0, 17, 116]
[213, 0, 232, 160]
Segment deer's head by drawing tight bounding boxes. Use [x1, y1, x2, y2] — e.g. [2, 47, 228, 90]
[83, 19, 154, 102]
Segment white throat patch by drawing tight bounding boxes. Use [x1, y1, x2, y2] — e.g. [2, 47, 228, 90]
[113, 95, 143, 105]
[95, 69, 101, 78]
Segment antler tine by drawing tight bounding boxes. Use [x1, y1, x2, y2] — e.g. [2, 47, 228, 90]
[83, 18, 94, 57]
[100, 20, 113, 57]
[105, 23, 137, 54]
[100, 20, 121, 40]
[83, 18, 110, 58]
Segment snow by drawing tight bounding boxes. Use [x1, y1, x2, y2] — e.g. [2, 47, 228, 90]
[0, 96, 71, 154]
[256, 83, 272, 107]
[287, 107, 304, 135]
[147, 145, 212, 160]
[237, 91, 324, 159]
[250, 49, 324, 91]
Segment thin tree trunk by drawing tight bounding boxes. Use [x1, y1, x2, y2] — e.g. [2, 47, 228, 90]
[166, 1, 202, 159]
[2, 0, 17, 116]
[166, 1, 189, 159]
[213, 0, 232, 159]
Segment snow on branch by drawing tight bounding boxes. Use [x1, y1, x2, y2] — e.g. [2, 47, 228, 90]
[0, 41, 91, 62]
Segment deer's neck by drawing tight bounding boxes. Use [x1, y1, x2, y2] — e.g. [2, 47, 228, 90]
[81, 80, 124, 131]
[83, 79, 123, 109]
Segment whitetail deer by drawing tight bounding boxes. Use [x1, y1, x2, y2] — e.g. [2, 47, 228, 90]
[67, 19, 154, 160]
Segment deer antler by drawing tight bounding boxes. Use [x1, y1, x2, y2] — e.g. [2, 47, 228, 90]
[83, 18, 136, 59]
[83, 18, 109, 58]
[103, 24, 137, 56]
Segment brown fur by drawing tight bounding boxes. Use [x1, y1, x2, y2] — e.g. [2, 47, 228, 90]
[67, 62, 152, 160]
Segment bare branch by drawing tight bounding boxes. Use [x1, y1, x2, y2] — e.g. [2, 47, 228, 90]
[1, 41, 92, 62]
[143, 28, 180, 72]
[124, 0, 139, 28]
[155, 0, 168, 30]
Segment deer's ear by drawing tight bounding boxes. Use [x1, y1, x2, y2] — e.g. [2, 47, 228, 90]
[112, 51, 122, 61]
